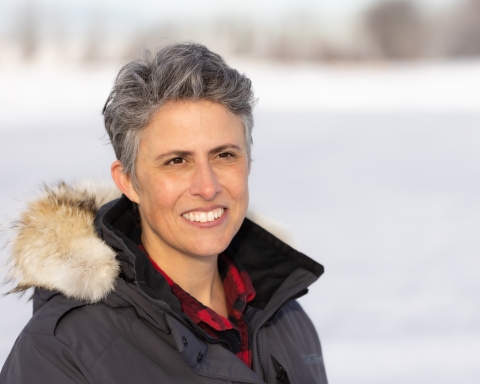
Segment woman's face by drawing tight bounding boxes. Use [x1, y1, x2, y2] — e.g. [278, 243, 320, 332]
[126, 99, 249, 260]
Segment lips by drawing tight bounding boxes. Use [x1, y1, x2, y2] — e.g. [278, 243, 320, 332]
[182, 208, 225, 223]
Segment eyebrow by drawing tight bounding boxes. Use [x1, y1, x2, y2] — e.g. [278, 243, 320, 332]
[154, 144, 242, 162]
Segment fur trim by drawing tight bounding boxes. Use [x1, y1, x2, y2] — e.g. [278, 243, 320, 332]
[6, 181, 122, 303]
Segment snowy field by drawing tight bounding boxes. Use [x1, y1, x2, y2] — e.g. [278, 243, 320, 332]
[1, 61, 479, 383]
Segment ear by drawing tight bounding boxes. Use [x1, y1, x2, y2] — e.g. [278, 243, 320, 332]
[111, 160, 140, 203]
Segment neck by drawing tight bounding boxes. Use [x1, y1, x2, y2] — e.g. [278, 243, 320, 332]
[141, 230, 227, 317]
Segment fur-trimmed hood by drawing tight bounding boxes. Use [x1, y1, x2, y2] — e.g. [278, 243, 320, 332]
[5, 181, 320, 306]
[6, 181, 122, 303]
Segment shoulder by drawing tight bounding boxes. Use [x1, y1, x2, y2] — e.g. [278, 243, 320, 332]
[269, 300, 319, 340]
[20, 290, 139, 370]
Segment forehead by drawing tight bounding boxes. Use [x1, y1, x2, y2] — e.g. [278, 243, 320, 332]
[140, 99, 245, 153]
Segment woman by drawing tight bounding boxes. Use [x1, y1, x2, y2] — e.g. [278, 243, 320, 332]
[1, 43, 328, 383]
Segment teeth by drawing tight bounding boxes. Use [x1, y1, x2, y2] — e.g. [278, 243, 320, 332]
[182, 208, 224, 223]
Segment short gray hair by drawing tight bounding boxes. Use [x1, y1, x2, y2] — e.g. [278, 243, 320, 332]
[103, 42, 256, 187]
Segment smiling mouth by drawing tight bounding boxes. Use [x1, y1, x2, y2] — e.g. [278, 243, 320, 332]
[182, 208, 225, 223]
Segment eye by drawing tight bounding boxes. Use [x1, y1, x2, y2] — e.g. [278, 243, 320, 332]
[218, 152, 234, 159]
[166, 157, 185, 165]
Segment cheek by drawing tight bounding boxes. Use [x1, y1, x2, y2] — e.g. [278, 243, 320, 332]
[226, 167, 249, 208]
[139, 180, 175, 220]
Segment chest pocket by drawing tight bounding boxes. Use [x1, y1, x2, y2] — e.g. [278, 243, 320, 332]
[271, 356, 290, 384]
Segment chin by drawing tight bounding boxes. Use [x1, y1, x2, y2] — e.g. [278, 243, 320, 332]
[187, 237, 231, 258]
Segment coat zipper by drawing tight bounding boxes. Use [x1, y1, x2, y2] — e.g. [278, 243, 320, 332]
[255, 330, 268, 383]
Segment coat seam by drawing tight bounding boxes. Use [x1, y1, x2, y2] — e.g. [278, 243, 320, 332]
[15, 333, 96, 384]
[86, 316, 139, 371]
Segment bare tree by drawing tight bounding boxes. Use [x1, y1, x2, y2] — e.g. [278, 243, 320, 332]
[446, 0, 480, 57]
[365, 0, 423, 59]
[266, 11, 324, 61]
[17, 0, 39, 61]
[83, 11, 105, 63]
[50, 12, 68, 61]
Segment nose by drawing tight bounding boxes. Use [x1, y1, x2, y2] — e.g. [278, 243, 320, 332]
[189, 161, 221, 201]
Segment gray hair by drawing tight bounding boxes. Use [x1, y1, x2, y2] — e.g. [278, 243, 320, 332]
[103, 42, 256, 188]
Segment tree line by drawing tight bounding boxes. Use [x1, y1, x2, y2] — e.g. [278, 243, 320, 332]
[3, 0, 480, 63]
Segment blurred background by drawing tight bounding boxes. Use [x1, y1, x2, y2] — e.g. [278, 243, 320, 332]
[1, 0, 479, 383]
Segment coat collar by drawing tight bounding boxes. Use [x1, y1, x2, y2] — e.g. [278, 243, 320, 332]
[97, 195, 324, 313]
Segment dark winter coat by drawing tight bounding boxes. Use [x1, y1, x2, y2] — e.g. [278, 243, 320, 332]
[1, 183, 328, 383]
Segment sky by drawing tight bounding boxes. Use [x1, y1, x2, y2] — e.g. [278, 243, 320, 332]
[106, 0, 462, 20]
[0, 0, 464, 28]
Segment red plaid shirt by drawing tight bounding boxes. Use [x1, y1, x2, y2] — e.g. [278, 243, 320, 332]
[139, 245, 256, 368]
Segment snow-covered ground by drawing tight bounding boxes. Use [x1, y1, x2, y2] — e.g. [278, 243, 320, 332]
[1, 61, 479, 383]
